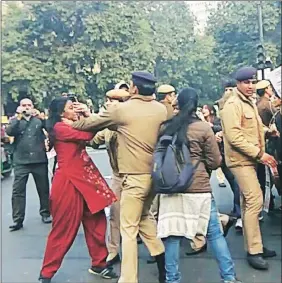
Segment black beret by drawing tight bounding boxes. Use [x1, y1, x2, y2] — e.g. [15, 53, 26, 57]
[234, 67, 257, 81]
[223, 79, 236, 88]
[132, 71, 157, 85]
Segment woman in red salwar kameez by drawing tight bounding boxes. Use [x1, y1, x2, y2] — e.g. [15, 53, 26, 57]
[39, 97, 118, 283]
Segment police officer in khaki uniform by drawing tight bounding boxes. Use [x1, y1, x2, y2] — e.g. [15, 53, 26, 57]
[221, 67, 277, 270]
[72, 71, 166, 283]
[89, 89, 131, 266]
[256, 80, 280, 211]
[156, 84, 176, 119]
[216, 80, 237, 111]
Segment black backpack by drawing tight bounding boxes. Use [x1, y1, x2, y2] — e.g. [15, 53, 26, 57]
[152, 132, 200, 194]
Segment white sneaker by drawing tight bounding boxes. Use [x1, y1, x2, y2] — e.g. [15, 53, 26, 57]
[235, 218, 242, 230]
[259, 213, 264, 221]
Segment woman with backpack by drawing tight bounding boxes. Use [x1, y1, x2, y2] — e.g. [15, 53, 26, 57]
[156, 88, 240, 283]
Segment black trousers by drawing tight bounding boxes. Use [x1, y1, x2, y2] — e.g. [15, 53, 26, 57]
[12, 163, 50, 224]
[277, 163, 282, 196]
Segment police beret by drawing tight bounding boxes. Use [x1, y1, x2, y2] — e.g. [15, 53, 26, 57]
[256, 80, 271, 90]
[157, 85, 175, 94]
[132, 71, 157, 85]
[234, 67, 257, 81]
[106, 89, 131, 99]
[223, 79, 236, 88]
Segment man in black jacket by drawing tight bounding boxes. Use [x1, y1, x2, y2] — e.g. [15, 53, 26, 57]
[6, 98, 52, 232]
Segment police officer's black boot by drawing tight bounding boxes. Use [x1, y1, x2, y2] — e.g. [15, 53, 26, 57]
[247, 253, 269, 270]
[155, 253, 166, 283]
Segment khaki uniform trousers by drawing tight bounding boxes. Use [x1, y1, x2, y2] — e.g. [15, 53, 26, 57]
[190, 214, 229, 250]
[118, 174, 165, 283]
[107, 173, 122, 256]
[230, 166, 263, 254]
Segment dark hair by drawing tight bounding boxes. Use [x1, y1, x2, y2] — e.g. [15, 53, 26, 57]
[159, 87, 199, 144]
[157, 93, 167, 101]
[157, 92, 173, 102]
[203, 104, 216, 116]
[119, 84, 129, 90]
[133, 82, 156, 96]
[46, 97, 70, 147]
[257, 88, 266, 97]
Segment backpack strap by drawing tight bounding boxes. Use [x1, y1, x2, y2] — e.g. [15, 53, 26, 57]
[172, 133, 178, 145]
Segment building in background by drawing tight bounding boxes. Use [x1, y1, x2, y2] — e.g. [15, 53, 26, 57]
[187, 1, 219, 35]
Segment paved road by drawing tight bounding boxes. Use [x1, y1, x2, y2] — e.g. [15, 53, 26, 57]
[1, 149, 281, 283]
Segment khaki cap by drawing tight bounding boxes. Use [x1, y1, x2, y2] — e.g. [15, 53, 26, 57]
[256, 80, 271, 90]
[157, 85, 175, 94]
[106, 89, 131, 99]
[114, 81, 129, 90]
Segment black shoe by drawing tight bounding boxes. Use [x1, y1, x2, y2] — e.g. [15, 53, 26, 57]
[39, 278, 51, 283]
[38, 275, 51, 283]
[155, 253, 166, 283]
[9, 223, 23, 232]
[42, 216, 52, 224]
[88, 266, 118, 279]
[186, 244, 207, 256]
[262, 247, 277, 258]
[223, 216, 236, 237]
[247, 253, 269, 270]
[147, 255, 157, 264]
[106, 254, 120, 266]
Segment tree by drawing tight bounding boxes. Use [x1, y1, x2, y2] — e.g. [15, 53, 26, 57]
[5, 1, 251, 109]
[2, 1, 157, 109]
[206, 1, 281, 79]
[147, 2, 219, 102]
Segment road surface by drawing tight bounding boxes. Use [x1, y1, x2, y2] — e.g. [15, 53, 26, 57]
[1, 149, 281, 283]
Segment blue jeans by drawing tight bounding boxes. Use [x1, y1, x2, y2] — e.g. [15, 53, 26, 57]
[164, 198, 236, 283]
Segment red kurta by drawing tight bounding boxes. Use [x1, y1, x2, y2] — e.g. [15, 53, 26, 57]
[40, 122, 117, 279]
[51, 122, 117, 213]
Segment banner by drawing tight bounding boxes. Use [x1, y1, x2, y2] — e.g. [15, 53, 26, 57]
[268, 66, 281, 98]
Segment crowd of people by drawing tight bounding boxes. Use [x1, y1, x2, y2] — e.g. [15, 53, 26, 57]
[1, 66, 281, 283]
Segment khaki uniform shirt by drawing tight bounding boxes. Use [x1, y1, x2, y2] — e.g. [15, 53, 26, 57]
[73, 95, 167, 174]
[221, 88, 265, 168]
[90, 129, 119, 175]
[257, 96, 277, 127]
[160, 101, 174, 119]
